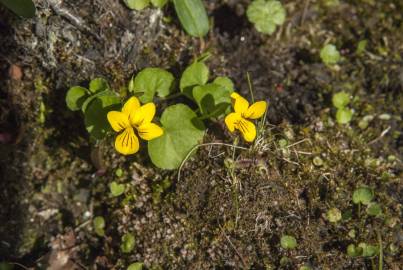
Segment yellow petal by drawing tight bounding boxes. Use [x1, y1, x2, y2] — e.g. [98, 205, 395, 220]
[131, 103, 156, 126]
[114, 128, 139, 155]
[225, 112, 241, 133]
[237, 118, 256, 142]
[107, 111, 130, 132]
[137, 123, 164, 141]
[243, 101, 267, 119]
[122, 96, 141, 121]
[231, 92, 249, 114]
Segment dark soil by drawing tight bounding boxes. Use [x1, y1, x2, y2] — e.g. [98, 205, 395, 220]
[0, 0, 402, 269]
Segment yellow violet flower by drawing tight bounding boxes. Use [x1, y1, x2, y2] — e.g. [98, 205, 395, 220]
[225, 92, 267, 142]
[107, 97, 163, 155]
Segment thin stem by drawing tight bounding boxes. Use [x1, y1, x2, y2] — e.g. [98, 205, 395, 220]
[377, 230, 383, 270]
[246, 72, 255, 103]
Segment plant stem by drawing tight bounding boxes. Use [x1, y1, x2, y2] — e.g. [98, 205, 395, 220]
[246, 72, 255, 103]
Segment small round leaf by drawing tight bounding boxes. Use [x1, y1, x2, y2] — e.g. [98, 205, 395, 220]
[336, 108, 353, 124]
[280, 235, 297, 249]
[352, 187, 374, 205]
[127, 262, 143, 270]
[121, 233, 135, 253]
[320, 44, 341, 65]
[332, 91, 350, 109]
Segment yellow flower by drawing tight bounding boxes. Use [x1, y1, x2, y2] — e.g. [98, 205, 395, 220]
[225, 92, 267, 142]
[107, 97, 163, 155]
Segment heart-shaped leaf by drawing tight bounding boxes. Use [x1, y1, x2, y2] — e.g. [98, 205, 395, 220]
[66, 86, 88, 111]
[129, 68, 174, 103]
[213, 76, 235, 92]
[180, 61, 209, 98]
[192, 83, 232, 118]
[89, 77, 109, 93]
[148, 104, 205, 169]
[109, 181, 125, 197]
[84, 91, 121, 139]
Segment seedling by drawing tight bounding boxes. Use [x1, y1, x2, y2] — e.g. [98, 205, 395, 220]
[247, 0, 286, 35]
[320, 44, 341, 65]
[127, 262, 143, 270]
[366, 202, 382, 217]
[121, 233, 135, 253]
[332, 91, 353, 124]
[352, 186, 374, 205]
[280, 235, 297, 249]
[109, 182, 125, 197]
[93, 216, 106, 237]
[326, 207, 342, 223]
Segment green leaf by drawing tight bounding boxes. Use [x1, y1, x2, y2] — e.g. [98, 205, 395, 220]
[356, 40, 368, 55]
[84, 91, 121, 139]
[0, 0, 36, 18]
[127, 262, 143, 270]
[213, 76, 235, 92]
[89, 77, 109, 93]
[336, 108, 353, 124]
[110, 182, 125, 197]
[358, 243, 379, 257]
[352, 186, 374, 205]
[121, 233, 136, 253]
[66, 86, 88, 111]
[280, 235, 297, 249]
[326, 207, 342, 223]
[192, 83, 232, 118]
[320, 44, 341, 65]
[148, 104, 205, 169]
[332, 91, 350, 109]
[246, 0, 286, 35]
[347, 244, 363, 257]
[180, 61, 209, 98]
[93, 216, 105, 237]
[366, 202, 382, 216]
[173, 0, 209, 37]
[150, 0, 167, 8]
[130, 68, 174, 103]
[123, 0, 150, 10]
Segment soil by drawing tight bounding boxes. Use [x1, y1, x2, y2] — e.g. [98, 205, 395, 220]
[0, 0, 402, 269]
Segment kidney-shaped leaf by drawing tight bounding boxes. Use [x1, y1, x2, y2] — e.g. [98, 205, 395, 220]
[130, 68, 174, 103]
[180, 61, 209, 99]
[193, 83, 232, 118]
[148, 104, 205, 169]
[66, 86, 88, 111]
[89, 77, 109, 93]
[84, 91, 121, 139]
